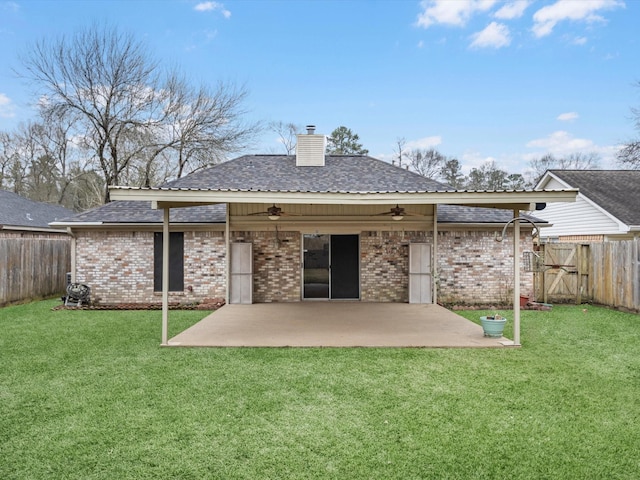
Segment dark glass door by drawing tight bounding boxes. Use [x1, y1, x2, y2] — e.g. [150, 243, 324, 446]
[303, 234, 330, 299]
[330, 235, 359, 299]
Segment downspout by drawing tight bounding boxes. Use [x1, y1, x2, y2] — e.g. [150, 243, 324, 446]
[161, 207, 170, 346]
[66, 227, 76, 283]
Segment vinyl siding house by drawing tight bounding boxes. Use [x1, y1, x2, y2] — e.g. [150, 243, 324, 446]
[535, 170, 640, 242]
[53, 130, 577, 309]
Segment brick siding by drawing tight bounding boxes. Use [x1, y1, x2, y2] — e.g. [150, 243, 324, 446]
[75, 230, 225, 304]
[74, 227, 533, 305]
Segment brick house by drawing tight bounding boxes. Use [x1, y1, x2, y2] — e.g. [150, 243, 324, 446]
[53, 129, 576, 309]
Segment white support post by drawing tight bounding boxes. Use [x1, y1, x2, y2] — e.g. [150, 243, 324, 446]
[513, 210, 521, 346]
[225, 203, 230, 305]
[161, 207, 170, 346]
[433, 204, 438, 305]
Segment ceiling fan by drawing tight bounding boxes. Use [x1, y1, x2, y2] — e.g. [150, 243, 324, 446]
[374, 205, 421, 221]
[248, 204, 300, 220]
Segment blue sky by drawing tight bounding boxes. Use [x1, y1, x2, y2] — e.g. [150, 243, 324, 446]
[0, 0, 638, 175]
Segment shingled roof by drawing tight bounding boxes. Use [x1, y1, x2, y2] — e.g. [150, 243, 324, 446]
[547, 170, 640, 226]
[58, 155, 548, 225]
[0, 190, 74, 229]
[163, 155, 454, 193]
[56, 201, 226, 224]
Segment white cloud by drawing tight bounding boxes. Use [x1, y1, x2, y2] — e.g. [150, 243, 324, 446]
[532, 0, 624, 38]
[194, 1, 231, 18]
[470, 22, 511, 48]
[557, 112, 579, 122]
[525, 130, 620, 167]
[571, 36, 588, 45]
[406, 135, 442, 149]
[416, 0, 496, 28]
[0, 93, 15, 118]
[494, 0, 531, 20]
[526, 130, 595, 153]
[417, 40, 425, 48]
[2, 1, 19, 12]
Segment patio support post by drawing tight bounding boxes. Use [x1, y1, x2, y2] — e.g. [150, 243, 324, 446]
[513, 210, 521, 346]
[161, 207, 170, 346]
[433, 204, 438, 304]
[225, 203, 230, 305]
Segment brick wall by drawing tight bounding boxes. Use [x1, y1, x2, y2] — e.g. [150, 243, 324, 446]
[74, 227, 533, 305]
[360, 231, 430, 302]
[231, 231, 300, 302]
[437, 230, 534, 304]
[75, 230, 225, 304]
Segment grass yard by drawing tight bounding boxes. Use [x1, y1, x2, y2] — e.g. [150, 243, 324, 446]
[1, 300, 639, 479]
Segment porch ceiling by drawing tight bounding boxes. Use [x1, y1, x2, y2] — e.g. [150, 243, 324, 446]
[167, 303, 511, 348]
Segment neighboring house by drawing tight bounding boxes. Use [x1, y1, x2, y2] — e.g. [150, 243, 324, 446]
[53, 129, 575, 307]
[0, 190, 74, 305]
[0, 189, 73, 237]
[535, 170, 640, 242]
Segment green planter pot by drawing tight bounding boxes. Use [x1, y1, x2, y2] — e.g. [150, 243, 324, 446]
[480, 316, 507, 338]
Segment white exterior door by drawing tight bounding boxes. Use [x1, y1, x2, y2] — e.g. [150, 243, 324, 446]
[230, 243, 252, 304]
[409, 243, 432, 304]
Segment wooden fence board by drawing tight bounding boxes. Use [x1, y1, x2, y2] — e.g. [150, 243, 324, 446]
[536, 240, 639, 310]
[0, 237, 71, 305]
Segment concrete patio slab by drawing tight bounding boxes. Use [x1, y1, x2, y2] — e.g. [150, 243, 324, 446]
[168, 303, 511, 347]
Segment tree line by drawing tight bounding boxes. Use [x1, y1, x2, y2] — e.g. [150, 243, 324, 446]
[2, 25, 640, 211]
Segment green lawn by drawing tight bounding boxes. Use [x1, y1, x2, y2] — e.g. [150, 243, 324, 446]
[1, 301, 639, 479]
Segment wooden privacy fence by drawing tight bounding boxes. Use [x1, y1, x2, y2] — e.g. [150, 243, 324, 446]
[534, 240, 640, 311]
[0, 237, 71, 306]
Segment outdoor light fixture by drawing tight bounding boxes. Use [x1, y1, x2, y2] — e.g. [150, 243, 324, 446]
[267, 204, 282, 221]
[391, 205, 404, 221]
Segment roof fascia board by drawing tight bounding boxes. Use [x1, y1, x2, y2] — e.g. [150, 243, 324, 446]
[2, 224, 69, 234]
[535, 171, 571, 190]
[111, 187, 577, 207]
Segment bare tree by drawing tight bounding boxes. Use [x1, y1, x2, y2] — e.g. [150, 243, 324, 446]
[618, 82, 640, 168]
[269, 121, 301, 155]
[528, 152, 601, 185]
[19, 24, 258, 203]
[406, 147, 446, 179]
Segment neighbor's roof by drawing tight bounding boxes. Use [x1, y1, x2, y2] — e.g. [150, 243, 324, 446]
[545, 170, 640, 226]
[0, 189, 74, 229]
[162, 155, 454, 193]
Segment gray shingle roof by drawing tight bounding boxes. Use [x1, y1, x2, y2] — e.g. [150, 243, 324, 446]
[56, 201, 226, 224]
[58, 155, 547, 226]
[163, 155, 454, 193]
[0, 190, 75, 229]
[438, 205, 545, 224]
[549, 170, 640, 226]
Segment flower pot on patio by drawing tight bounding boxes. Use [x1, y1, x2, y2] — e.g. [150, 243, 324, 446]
[480, 315, 507, 338]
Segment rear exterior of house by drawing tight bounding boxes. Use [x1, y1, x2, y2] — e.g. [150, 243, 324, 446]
[58, 127, 541, 307]
[52, 129, 580, 307]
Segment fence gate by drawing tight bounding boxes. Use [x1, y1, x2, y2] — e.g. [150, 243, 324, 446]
[535, 244, 586, 304]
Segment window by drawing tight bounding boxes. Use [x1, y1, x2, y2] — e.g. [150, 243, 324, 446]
[153, 232, 184, 292]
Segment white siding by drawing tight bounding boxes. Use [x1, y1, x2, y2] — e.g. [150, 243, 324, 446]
[539, 194, 624, 238]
